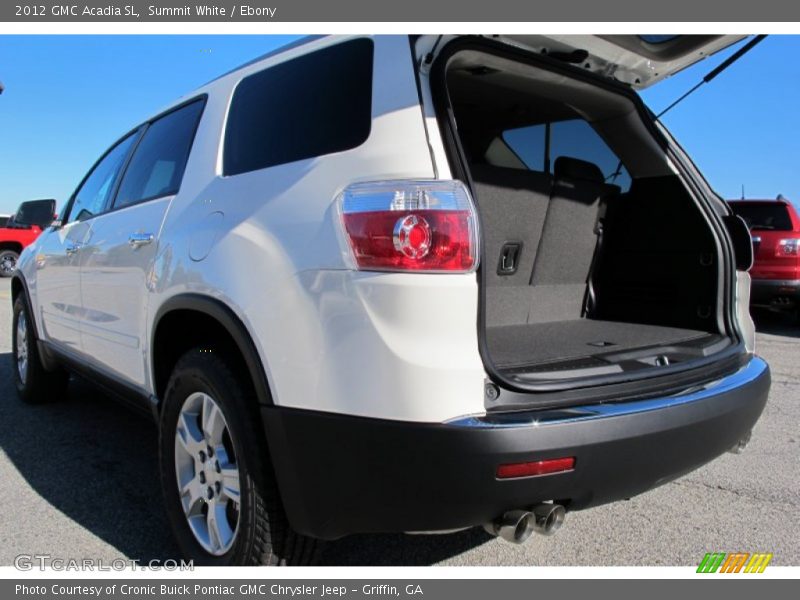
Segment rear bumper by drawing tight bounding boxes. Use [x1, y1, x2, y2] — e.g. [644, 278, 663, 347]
[263, 357, 770, 540]
[751, 278, 800, 305]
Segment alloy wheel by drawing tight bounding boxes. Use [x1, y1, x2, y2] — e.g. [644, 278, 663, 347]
[174, 392, 241, 556]
[16, 312, 28, 383]
[1, 255, 17, 276]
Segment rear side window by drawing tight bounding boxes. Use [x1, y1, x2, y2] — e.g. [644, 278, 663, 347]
[501, 119, 631, 191]
[730, 202, 793, 231]
[501, 125, 546, 171]
[113, 99, 205, 209]
[223, 38, 374, 176]
[550, 120, 631, 190]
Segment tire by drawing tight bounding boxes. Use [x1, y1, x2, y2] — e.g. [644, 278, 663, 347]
[0, 250, 20, 277]
[159, 348, 319, 565]
[12, 296, 70, 403]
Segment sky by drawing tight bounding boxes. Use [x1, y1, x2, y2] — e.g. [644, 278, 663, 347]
[641, 35, 800, 206]
[0, 35, 298, 214]
[0, 34, 798, 215]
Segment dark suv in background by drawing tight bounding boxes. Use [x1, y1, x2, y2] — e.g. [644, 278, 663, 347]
[728, 196, 800, 318]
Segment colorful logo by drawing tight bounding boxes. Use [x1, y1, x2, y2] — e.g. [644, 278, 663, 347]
[697, 552, 773, 573]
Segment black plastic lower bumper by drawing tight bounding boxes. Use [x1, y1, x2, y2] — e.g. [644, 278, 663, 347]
[262, 357, 770, 540]
[751, 278, 800, 305]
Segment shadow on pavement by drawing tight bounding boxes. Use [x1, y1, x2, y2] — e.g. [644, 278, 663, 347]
[0, 352, 489, 565]
[752, 307, 799, 338]
[0, 352, 180, 561]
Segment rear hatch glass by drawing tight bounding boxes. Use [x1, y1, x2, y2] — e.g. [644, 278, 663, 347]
[729, 202, 792, 231]
[14, 199, 56, 228]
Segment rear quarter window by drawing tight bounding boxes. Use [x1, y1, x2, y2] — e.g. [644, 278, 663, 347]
[500, 119, 632, 192]
[223, 38, 374, 177]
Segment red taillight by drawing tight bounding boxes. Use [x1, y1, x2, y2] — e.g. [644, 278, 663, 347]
[394, 214, 432, 259]
[343, 209, 474, 271]
[338, 180, 479, 273]
[776, 238, 800, 257]
[496, 457, 576, 479]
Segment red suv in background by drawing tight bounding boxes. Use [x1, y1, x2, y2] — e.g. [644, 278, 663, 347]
[728, 196, 800, 317]
[0, 199, 56, 277]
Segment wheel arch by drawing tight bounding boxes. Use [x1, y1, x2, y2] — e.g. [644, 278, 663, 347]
[11, 273, 37, 338]
[10, 272, 62, 373]
[151, 294, 274, 411]
[10, 273, 25, 306]
[0, 241, 24, 254]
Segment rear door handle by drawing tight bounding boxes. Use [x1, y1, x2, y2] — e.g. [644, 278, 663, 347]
[128, 233, 154, 248]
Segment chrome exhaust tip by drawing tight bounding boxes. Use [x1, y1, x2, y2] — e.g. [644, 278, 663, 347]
[531, 503, 566, 536]
[483, 510, 535, 544]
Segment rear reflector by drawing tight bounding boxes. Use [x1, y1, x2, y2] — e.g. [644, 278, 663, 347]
[496, 457, 576, 479]
[337, 180, 479, 273]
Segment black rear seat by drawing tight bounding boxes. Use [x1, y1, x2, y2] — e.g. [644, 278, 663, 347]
[470, 157, 619, 329]
[527, 156, 620, 322]
[470, 164, 552, 326]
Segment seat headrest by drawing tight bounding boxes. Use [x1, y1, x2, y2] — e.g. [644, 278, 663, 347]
[553, 156, 605, 185]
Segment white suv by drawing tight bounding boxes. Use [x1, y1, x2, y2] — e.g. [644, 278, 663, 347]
[12, 35, 770, 565]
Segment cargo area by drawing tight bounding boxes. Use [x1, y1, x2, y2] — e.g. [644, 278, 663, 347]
[442, 48, 732, 385]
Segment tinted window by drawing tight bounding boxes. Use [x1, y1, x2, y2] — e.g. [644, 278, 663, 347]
[68, 133, 138, 223]
[224, 38, 373, 176]
[502, 125, 546, 171]
[114, 99, 205, 209]
[550, 120, 631, 190]
[15, 199, 56, 228]
[730, 202, 793, 231]
[501, 119, 631, 191]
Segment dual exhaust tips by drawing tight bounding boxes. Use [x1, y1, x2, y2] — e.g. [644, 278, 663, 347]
[484, 504, 566, 544]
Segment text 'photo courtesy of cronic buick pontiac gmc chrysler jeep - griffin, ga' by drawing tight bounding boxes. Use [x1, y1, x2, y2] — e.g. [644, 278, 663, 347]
[11, 35, 771, 565]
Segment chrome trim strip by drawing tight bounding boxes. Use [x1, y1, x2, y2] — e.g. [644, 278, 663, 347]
[447, 357, 767, 429]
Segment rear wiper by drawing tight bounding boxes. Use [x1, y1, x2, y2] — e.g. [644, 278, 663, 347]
[656, 35, 767, 119]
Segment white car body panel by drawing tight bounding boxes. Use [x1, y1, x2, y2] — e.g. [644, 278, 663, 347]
[79, 196, 173, 387]
[33, 220, 90, 351]
[138, 35, 486, 422]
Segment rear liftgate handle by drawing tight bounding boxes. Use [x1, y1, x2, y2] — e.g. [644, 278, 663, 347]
[498, 242, 522, 275]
